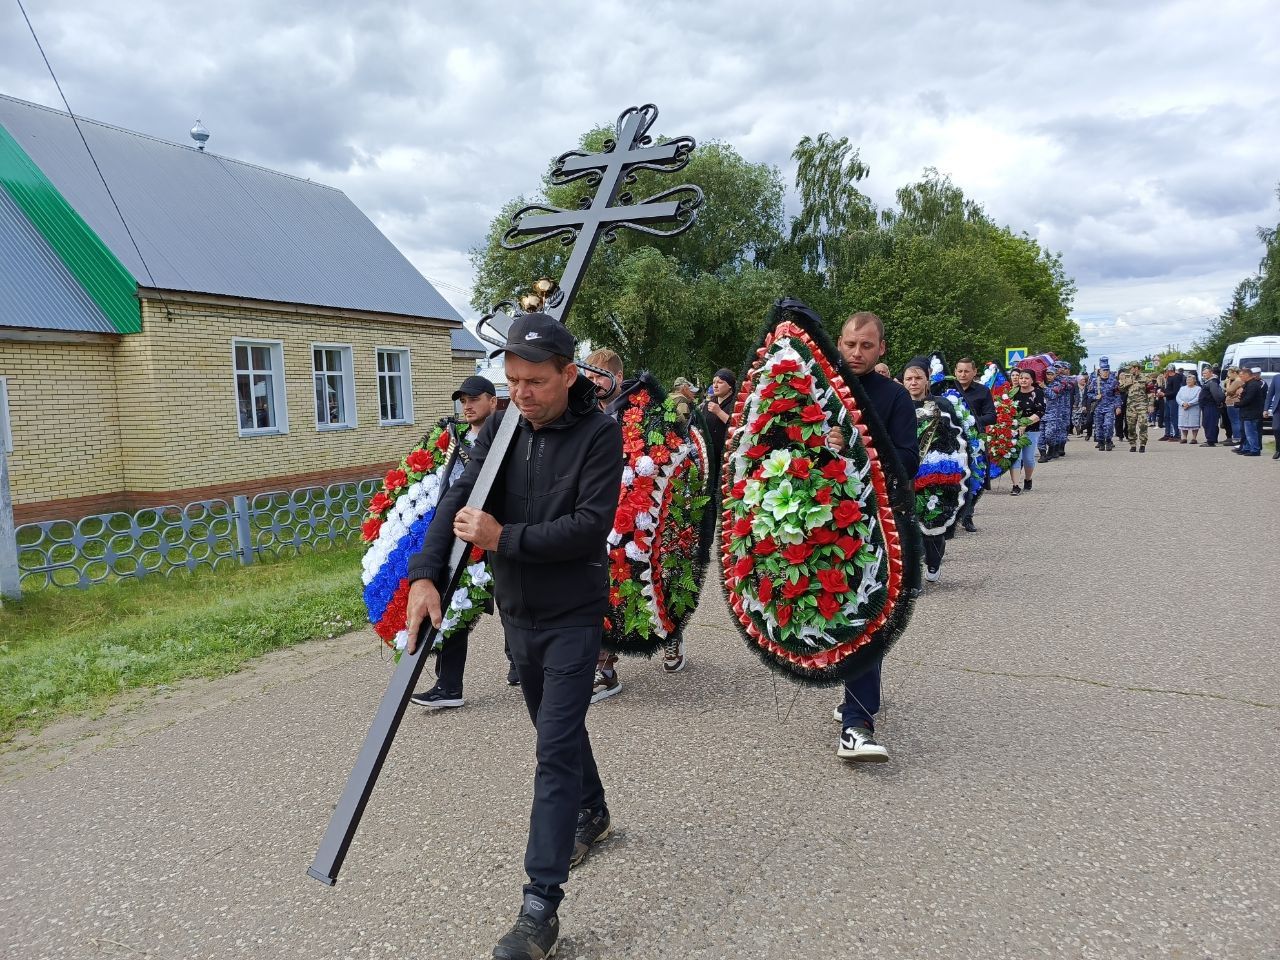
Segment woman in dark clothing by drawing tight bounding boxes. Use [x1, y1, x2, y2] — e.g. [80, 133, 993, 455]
[1009, 368, 1045, 495]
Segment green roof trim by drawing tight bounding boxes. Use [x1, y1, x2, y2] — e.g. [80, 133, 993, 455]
[0, 122, 140, 333]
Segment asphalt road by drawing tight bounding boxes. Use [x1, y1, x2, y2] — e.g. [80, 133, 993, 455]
[3, 437, 1278, 959]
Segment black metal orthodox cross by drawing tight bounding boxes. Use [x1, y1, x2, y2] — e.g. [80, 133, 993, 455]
[309, 104, 702, 887]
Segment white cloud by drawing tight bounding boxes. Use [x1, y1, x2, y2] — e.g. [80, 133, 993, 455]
[2, 0, 1278, 364]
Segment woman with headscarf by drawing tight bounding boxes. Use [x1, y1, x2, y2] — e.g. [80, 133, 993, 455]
[1176, 372, 1202, 444]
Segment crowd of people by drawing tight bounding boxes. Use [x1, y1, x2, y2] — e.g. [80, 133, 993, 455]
[384, 311, 1275, 960]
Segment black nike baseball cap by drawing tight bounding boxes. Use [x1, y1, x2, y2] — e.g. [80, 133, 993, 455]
[451, 375, 496, 400]
[489, 312, 576, 363]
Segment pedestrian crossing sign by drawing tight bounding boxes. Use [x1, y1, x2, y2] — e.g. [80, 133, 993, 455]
[1005, 347, 1027, 367]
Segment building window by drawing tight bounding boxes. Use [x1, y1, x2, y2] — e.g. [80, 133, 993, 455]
[377, 348, 413, 425]
[233, 339, 287, 436]
[0, 377, 12, 454]
[313, 344, 356, 429]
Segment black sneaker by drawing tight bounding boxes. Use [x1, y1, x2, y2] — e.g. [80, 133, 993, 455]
[837, 725, 889, 762]
[962, 518, 977, 533]
[570, 807, 612, 869]
[492, 896, 559, 960]
[1023, 478, 1033, 491]
[506, 662, 521, 686]
[1010, 485, 1021, 496]
[409, 684, 464, 710]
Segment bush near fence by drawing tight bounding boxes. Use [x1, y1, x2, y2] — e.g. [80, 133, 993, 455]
[11, 477, 380, 591]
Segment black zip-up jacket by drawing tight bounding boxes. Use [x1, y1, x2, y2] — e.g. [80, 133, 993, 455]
[958, 380, 997, 430]
[407, 376, 623, 628]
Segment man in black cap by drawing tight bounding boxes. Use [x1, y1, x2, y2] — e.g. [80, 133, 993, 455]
[409, 374, 505, 709]
[405, 314, 623, 960]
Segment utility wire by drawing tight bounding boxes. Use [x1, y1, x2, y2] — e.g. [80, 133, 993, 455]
[16, 0, 175, 323]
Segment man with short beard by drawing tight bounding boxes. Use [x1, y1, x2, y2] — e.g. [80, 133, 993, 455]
[832, 312, 919, 763]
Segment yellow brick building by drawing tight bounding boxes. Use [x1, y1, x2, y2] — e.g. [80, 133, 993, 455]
[1, 94, 473, 523]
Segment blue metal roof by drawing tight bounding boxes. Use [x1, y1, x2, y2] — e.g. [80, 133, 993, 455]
[0, 187, 115, 334]
[0, 95, 462, 324]
[451, 326, 486, 353]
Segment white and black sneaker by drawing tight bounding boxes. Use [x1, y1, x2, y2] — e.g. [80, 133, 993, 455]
[662, 637, 687, 673]
[409, 683, 464, 710]
[924, 566, 941, 583]
[492, 894, 559, 960]
[837, 725, 889, 763]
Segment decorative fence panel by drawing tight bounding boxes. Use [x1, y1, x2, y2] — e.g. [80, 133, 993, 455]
[11, 477, 378, 592]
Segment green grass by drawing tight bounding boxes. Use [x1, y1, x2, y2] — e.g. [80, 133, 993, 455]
[0, 544, 368, 742]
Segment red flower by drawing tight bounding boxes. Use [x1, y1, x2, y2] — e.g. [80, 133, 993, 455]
[761, 380, 780, 399]
[805, 432, 825, 449]
[788, 375, 813, 393]
[817, 593, 841, 620]
[751, 413, 773, 433]
[650, 445, 671, 465]
[776, 604, 794, 627]
[781, 541, 814, 565]
[800, 404, 826, 424]
[816, 567, 850, 594]
[787, 457, 811, 480]
[744, 443, 771, 460]
[820, 459, 847, 481]
[810, 527, 839, 545]
[369, 491, 392, 514]
[758, 577, 774, 603]
[731, 480, 747, 499]
[814, 486, 833, 505]
[767, 397, 798, 415]
[733, 555, 754, 579]
[666, 432, 682, 449]
[406, 449, 432, 473]
[753, 536, 778, 557]
[836, 535, 863, 558]
[631, 390, 652, 408]
[731, 516, 753, 538]
[614, 505, 638, 535]
[781, 575, 810, 599]
[834, 499, 863, 527]
[771, 359, 801, 375]
[623, 408, 643, 425]
[624, 435, 645, 456]
[361, 518, 383, 542]
[385, 469, 408, 492]
[469, 545, 485, 563]
[751, 465, 767, 480]
[785, 425, 804, 442]
[609, 586, 621, 606]
[435, 431, 451, 452]
[633, 475, 656, 498]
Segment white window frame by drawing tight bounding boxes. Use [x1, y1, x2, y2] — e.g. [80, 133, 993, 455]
[375, 346, 414, 426]
[0, 377, 12, 454]
[311, 342, 357, 430]
[232, 338, 289, 437]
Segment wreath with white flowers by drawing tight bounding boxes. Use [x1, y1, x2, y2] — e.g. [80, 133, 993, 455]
[939, 385, 988, 495]
[605, 378, 710, 655]
[360, 422, 493, 658]
[914, 397, 971, 535]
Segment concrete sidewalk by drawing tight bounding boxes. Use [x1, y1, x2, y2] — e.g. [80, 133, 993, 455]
[3, 439, 1278, 959]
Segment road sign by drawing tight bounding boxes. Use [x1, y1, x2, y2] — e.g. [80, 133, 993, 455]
[1005, 347, 1027, 367]
[1144, 361, 1157, 371]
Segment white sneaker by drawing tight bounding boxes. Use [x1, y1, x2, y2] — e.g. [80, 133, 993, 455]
[924, 566, 941, 583]
[662, 637, 687, 673]
[590, 670, 622, 704]
[837, 725, 889, 762]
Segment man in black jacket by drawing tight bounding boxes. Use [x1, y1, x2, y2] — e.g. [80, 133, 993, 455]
[1161, 364, 1185, 440]
[834, 312, 920, 764]
[1235, 366, 1266, 456]
[404, 313, 623, 960]
[954, 357, 995, 533]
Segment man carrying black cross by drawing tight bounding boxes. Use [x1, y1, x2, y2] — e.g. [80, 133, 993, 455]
[405, 314, 623, 960]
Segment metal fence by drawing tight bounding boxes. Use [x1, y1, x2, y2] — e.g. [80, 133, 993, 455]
[6, 476, 379, 593]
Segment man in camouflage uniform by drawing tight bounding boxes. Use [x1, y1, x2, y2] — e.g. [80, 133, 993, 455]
[1089, 357, 1122, 450]
[1118, 361, 1150, 453]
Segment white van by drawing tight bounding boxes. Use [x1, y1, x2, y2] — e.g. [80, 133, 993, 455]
[1223, 336, 1280, 423]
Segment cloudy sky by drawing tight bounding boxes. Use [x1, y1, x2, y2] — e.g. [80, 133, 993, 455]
[3, 0, 1278, 361]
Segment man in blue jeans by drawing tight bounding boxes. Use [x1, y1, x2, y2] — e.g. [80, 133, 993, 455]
[833, 312, 920, 763]
[1235, 367, 1265, 456]
[1161, 364, 1184, 440]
